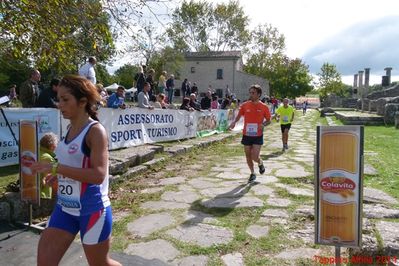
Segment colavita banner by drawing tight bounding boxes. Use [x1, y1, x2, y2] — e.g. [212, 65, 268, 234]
[315, 126, 364, 247]
[19, 120, 40, 205]
[0, 108, 60, 167]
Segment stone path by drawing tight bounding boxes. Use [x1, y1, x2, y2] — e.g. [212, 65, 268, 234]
[110, 109, 399, 265]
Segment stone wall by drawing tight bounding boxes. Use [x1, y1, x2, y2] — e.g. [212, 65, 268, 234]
[395, 112, 399, 129]
[376, 96, 399, 116]
[367, 84, 399, 100]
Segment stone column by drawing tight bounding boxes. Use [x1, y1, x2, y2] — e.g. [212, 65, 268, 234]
[353, 74, 359, 99]
[384, 67, 393, 85]
[358, 70, 364, 97]
[364, 68, 370, 98]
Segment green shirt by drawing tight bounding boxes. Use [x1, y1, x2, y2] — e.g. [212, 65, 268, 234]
[39, 147, 56, 199]
[276, 105, 295, 125]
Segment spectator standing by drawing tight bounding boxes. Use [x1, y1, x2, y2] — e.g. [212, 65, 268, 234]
[146, 68, 155, 101]
[19, 69, 41, 107]
[35, 78, 60, 108]
[275, 98, 295, 151]
[137, 82, 154, 110]
[96, 84, 108, 107]
[134, 65, 146, 94]
[190, 82, 198, 95]
[166, 74, 175, 104]
[8, 84, 17, 100]
[200, 91, 212, 110]
[157, 71, 167, 94]
[107, 86, 126, 109]
[78, 57, 97, 84]
[181, 79, 189, 99]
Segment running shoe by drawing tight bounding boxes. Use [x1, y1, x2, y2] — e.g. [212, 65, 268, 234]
[259, 164, 265, 174]
[248, 173, 257, 183]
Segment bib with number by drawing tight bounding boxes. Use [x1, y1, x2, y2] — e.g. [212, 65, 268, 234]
[283, 115, 289, 123]
[246, 123, 258, 136]
[57, 176, 81, 210]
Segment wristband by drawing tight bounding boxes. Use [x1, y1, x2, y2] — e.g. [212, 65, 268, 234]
[51, 162, 59, 176]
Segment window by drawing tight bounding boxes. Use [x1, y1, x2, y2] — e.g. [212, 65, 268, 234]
[191, 67, 195, 73]
[217, 69, 223, 79]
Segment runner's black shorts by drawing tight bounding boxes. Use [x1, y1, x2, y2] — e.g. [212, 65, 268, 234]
[280, 123, 291, 133]
[241, 135, 263, 146]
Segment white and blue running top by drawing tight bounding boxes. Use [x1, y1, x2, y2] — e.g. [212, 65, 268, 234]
[55, 121, 110, 216]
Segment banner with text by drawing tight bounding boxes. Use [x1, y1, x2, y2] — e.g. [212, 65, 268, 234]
[95, 108, 198, 150]
[0, 108, 60, 167]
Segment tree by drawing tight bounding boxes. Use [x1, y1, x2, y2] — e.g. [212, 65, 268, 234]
[317, 63, 346, 99]
[244, 24, 313, 98]
[113, 64, 138, 89]
[167, 0, 250, 52]
[149, 47, 185, 80]
[0, 0, 115, 75]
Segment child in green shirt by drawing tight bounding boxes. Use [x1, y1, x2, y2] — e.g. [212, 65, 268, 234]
[39, 132, 58, 199]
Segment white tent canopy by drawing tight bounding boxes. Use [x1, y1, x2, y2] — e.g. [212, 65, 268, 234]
[104, 83, 120, 91]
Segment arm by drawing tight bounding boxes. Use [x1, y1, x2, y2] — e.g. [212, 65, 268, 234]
[291, 108, 295, 122]
[229, 112, 242, 129]
[34, 124, 109, 185]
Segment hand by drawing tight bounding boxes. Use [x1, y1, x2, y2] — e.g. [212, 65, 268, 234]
[30, 161, 52, 175]
[44, 174, 57, 185]
[263, 120, 271, 126]
[229, 121, 236, 130]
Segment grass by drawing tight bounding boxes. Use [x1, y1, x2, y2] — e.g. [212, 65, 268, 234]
[0, 165, 19, 195]
[363, 125, 399, 200]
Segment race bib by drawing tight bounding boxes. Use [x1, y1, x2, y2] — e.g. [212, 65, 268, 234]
[246, 123, 258, 136]
[57, 176, 81, 209]
[283, 115, 289, 123]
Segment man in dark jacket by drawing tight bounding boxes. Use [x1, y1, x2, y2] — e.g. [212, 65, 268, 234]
[19, 69, 41, 107]
[35, 78, 60, 108]
[200, 91, 212, 110]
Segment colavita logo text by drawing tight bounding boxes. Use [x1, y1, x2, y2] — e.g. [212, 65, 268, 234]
[321, 177, 355, 192]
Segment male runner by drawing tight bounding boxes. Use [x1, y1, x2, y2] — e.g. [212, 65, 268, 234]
[275, 98, 295, 151]
[229, 85, 271, 182]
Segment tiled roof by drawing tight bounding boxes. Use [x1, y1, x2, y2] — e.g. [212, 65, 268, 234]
[184, 51, 241, 59]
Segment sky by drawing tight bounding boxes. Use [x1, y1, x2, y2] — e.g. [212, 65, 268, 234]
[109, 0, 399, 86]
[225, 0, 399, 85]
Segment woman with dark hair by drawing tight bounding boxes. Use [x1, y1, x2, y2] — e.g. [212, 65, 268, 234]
[30, 75, 120, 266]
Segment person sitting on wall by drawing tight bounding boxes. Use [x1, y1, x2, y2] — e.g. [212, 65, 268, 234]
[107, 86, 126, 109]
[137, 82, 154, 110]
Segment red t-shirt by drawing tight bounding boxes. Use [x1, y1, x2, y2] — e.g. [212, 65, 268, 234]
[238, 101, 271, 136]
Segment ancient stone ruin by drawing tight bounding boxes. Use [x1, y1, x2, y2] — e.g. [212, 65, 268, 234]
[354, 67, 399, 125]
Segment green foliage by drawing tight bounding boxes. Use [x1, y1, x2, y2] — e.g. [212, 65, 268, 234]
[96, 64, 115, 86]
[168, 0, 250, 52]
[113, 64, 138, 89]
[149, 47, 185, 80]
[244, 24, 313, 98]
[317, 63, 346, 99]
[0, 50, 31, 95]
[0, 0, 115, 75]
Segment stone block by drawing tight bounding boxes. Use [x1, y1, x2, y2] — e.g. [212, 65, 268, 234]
[0, 201, 10, 221]
[362, 98, 370, 112]
[369, 100, 377, 112]
[384, 103, 399, 125]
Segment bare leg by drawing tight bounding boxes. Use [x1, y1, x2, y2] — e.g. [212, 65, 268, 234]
[244, 145, 254, 173]
[283, 129, 289, 145]
[83, 238, 121, 266]
[251, 145, 262, 164]
[37, 228, 75, 266]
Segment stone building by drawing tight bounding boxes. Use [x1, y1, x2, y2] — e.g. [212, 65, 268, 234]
[175, 51, 269, 101]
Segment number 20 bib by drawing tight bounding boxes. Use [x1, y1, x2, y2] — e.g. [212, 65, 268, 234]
[57, 176, 81, 210]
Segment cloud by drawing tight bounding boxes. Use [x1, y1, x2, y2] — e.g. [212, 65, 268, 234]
[303, 16, 399, 77]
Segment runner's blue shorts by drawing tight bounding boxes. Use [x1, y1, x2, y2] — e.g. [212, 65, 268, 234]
[47, 205, 112, 245]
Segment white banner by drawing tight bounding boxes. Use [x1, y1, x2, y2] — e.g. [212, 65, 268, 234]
[62, 107, 197, 150]
[0, 108, 60, 167]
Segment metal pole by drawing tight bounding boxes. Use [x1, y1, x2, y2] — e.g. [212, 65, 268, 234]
[335, 246, 341, 266]
[29, 203, 33, 227]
